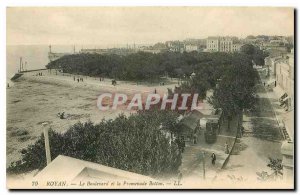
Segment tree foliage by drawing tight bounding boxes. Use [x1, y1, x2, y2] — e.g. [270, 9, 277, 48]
[208, 53, 259, 131]
[240, 44, 268, 65]
[7, 110, 182, 178]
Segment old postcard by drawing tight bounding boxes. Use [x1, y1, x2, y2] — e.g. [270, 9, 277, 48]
[6, 7, 294, 189]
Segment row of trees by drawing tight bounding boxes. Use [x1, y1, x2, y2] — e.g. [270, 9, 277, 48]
[7, 110, 183, 177]
[208, 55, 258, 133]
[46, 45, 267, 83]
[10, 45, 265, 175]
[177, 44, 261, 134]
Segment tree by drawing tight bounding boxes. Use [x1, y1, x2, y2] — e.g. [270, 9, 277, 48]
[241, 44, 268, 65]
[208, 54, 257, 133]
[256, 158, 283, 181]
[267, 157, 283, 179]
[7, 111, 182, 178]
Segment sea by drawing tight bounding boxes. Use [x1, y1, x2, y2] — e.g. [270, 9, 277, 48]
[6, 44, 121, 84]
[6, 44, 151, 86]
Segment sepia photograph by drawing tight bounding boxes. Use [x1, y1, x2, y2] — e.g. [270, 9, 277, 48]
[6, 7, 294, 189]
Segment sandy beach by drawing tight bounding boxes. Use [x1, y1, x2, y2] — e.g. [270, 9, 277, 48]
[6, 70, 178, 167]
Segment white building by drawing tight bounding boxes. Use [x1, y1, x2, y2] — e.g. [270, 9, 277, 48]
[184, 44, 198, 52]
[206, 36, 243, 52]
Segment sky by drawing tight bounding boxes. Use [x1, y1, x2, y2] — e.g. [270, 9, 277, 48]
[7, 7, 294, 45]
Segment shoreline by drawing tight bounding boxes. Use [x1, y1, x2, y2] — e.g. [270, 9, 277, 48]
[6, 70, 178, 167]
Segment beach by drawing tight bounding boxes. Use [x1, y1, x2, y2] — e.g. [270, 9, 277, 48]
[6, 70, 178, 167]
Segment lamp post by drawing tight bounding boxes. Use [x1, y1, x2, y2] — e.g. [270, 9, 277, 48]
[202, 151, 206, 180]
[43, 125, 51, 165]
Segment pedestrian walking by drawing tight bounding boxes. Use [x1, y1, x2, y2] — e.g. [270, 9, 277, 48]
[180, 136, 185, 153]
[211, 153, 216, 165]
[77, 78, 79, 83]
[193, 133, 197, 144]
[154, 88, 157, 94]
[73, 76, 75, 81]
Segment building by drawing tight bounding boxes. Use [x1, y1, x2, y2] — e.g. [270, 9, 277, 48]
[183, 38, 206, 51]
[206, 36, 243, 52]
[184, 44, 198, 52]
[275, 52, 294, 111]
[264, 56, 283, 76]
[166, 41, 184, 52]
[219, 37, 233, 52]
[33, 155, 155, 188]
[269, 49, 294, 182]
[179, 110, 204, 142]
[206, 37, 220, 52]
[232, 43, 243, 52]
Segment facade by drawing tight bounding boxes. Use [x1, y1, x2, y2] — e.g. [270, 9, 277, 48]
[232, 43, 243, 52]
[269, 50, 294, 182]
[264, 56, 282, 76]
[206, 37, 220, 52]
[183, 38, 206, 51]
[275, 52, 294, 111]
[219, 37, 233, 52]
[184, 44, 198, 52]
[206, 36, 243, 52]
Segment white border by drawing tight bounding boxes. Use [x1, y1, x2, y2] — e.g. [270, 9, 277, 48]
[1, 1, 299, 195]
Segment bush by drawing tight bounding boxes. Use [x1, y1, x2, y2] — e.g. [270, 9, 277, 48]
[7, 110, 182, 178]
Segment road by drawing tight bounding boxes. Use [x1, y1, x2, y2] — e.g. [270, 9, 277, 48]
[220, 68, 283, 182]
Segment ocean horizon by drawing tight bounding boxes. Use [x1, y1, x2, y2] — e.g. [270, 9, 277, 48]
[7, 44, 143, 79]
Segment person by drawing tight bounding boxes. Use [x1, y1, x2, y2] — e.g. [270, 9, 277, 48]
[241, 126, 245, 136]
[154, 88, 157, 94]
[193, 133, 197, 144]
[77, 78, 79, 83]
[73, 76, 75, 81]
[211, 153, 216, 165]
[180, 136, 185, 152]
[263, 82, 265, 86]
[60, 112, 65, 119]
[225, 142, 229, 154]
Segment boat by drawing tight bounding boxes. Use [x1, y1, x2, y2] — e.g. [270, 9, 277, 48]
[10, 73, 23, 81]
[10, 57, 24, 81]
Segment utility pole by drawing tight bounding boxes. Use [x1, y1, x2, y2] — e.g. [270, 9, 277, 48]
[19, 57, 22, 72]
[202, 151, 206, 180]
[43, 128, 52, 165]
